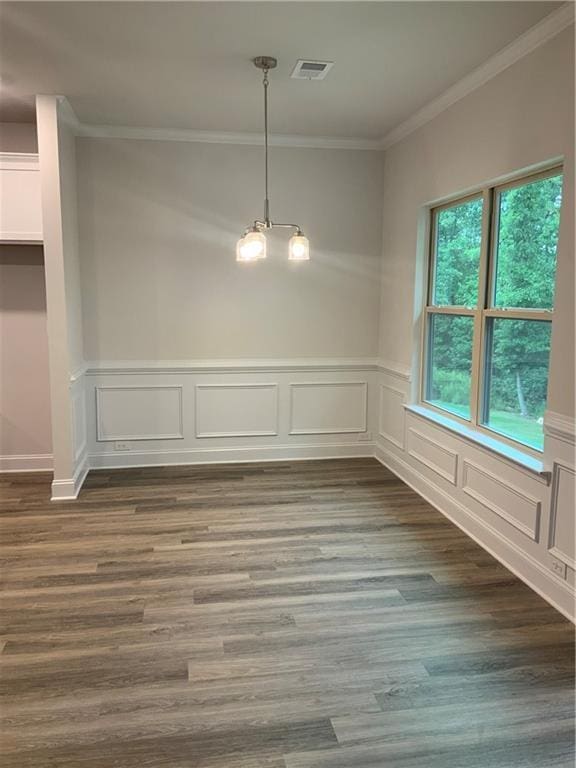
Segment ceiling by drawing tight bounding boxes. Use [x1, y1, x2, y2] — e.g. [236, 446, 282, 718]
[0, 2, 563, 140]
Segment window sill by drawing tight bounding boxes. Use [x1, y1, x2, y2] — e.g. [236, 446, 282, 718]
[404, 404, 550, 481]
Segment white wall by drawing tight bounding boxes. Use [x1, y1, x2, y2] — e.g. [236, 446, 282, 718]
[0, 245, 52, 469]
[77, 140, 383, 361]
[77, 139, 383, 475]
[378, 28, 574, 418]
[375, 28, 575, 620]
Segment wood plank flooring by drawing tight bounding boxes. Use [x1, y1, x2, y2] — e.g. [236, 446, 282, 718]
[0, 458, 574, 767]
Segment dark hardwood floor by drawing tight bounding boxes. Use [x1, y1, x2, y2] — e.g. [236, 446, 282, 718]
[1, 458, 574, 767]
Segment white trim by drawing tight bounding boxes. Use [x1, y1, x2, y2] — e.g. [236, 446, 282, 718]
[377, 359, 412, 382]
[56, 95, 81, 132]
[194, 383, 279, 438]
[77, 123, 382, 151]
[380, 4, 575, 150]
[0, 232, 43, 244]
[85, 358, 379, 375]
[0, 454, 53, 472]
[461, 459, 541, 542]
[544, 410, 576, 446]
[50, 456, 89, 501]
[70, 364, 87, 384]
[88, 441, 375, 469]
[0, 152, 39, 170]
[407, 427, 458, 486]
[378, 383, 406, 450]
[0, 151, 42, 243]
[374, 440, 575, 624]
[96, 385, 184, 441]
[288, 381, 368, 436]
[548, 460, 576, 570]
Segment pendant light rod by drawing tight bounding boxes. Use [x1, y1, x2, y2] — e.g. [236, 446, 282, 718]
[253, 56, 277, 226]
[263, 64, 270, 226]
[236, 56, 310, 262]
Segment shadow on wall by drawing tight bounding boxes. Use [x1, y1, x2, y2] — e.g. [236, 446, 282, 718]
[0, 244, 52, 456]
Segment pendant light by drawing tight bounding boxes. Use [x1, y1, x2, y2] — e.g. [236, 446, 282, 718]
[236, 56, 310, 263]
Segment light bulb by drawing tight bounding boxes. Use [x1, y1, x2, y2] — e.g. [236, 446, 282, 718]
[288, 233, 310, 261]
[236, 230, 266, 262]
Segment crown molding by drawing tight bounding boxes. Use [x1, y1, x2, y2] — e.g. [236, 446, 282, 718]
[57, 4, 573, 153]
[56, 95, 81, 131]
[380, 3, 575, 150]
[76, 123, 382, 151]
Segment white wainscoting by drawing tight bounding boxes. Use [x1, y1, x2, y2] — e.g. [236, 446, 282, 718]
[195, 384, 278, 438]
[373, 367, 575, 622]
[289, 381, 368, 435]
[407, 426, 458, 485]
[378, 383, 406, 449]
[461, 459, 541, 541]
[96, 385, 184, 441]
[84, 360, 378, 469]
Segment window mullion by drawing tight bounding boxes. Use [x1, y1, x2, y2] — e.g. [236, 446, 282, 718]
[471, 188, 492, 427]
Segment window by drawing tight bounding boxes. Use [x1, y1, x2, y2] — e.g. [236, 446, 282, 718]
[422, 168, 563, 452]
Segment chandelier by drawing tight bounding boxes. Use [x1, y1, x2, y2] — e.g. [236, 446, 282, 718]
[236, 56, 310, 263]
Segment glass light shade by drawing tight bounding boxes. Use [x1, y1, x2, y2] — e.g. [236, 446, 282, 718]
[288, 233, 310, 261]
[236, 230, 266, 262]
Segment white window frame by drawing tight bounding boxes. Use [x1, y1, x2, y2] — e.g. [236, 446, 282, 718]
[420, 164, 563, 457]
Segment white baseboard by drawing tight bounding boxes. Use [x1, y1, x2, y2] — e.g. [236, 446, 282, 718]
[89, 441, 376, 470]
[51, 455, 89, 501]
[374, 440, 575, 624]
[0, 454, 53, 472]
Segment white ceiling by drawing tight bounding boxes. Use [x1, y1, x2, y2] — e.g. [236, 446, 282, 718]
[0, 2, 563, 140]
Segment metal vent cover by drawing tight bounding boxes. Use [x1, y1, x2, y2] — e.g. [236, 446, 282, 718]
[291, 60, 334, 80]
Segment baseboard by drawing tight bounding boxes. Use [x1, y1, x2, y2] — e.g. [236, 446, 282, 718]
[89, 441, 376, 469]
[374, 441, 575, 624]
[0, 454, 53, 472]
[51, 454, 89, 501]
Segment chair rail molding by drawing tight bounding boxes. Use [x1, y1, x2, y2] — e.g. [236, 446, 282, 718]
[84, 358, 380, 375]
[376, 359, 412, 382]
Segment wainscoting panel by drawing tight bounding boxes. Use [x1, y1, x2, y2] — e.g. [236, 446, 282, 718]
[462, 459, 541, 541]
[548, 461, 576, 569]
[378, 383, 406, 449]
[85, 362, 377, 468]
[407, 426, 458, 485]
[289, 381, 368, 435]
[96, 385, 184, 441]
[195, 384, 278, 438]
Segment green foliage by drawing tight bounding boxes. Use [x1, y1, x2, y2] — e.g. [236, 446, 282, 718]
[495, 175, 562, 310]
[434, 198, 482, 307]
[429, 173, 563, 447]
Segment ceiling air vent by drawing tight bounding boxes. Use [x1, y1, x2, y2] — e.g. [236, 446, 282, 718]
[291, 60, 334, 80]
